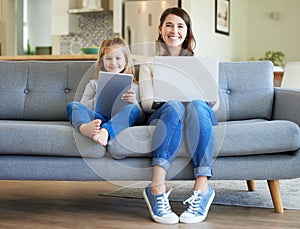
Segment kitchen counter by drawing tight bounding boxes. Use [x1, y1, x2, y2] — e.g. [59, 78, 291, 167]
[0, 54, 98, 61]
[0, 54, 149, 62]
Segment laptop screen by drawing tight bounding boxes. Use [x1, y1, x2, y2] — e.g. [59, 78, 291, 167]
[152, 56, 219, 104]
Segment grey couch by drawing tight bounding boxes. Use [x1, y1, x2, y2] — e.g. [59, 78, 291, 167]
[0, 60, 299, 213]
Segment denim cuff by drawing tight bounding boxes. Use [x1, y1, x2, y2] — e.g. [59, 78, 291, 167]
[152, 158, 171, 172]
[194, 166, 213, 179]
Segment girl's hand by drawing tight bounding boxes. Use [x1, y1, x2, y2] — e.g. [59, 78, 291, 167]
[121, 89, 137, 104]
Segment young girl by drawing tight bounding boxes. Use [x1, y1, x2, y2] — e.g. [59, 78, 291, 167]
[66, 37, 142, 146]
[140, 8, 217, 224]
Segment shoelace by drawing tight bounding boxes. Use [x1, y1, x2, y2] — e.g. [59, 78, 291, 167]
[156, 188, 173, 215]
[183, 191, 203, 214]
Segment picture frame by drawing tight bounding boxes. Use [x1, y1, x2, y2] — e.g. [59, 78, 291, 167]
[215, 0, 230, 35]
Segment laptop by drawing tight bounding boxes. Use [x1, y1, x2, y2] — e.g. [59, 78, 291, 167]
[152, 56, 219, 108]
[95, 71, 133, 117]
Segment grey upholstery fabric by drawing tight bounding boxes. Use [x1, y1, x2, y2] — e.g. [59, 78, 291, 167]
[0, 152, 299, 181]
[0, 61, 28, 120]
[0, 120, 106, 158]
[0, 61, 94, 121]
[272, 88, 300, 125]
[216, 61, 274, 121]
[108, 119, 300, 159]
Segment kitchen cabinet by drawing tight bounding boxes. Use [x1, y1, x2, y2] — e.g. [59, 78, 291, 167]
[52, 0, 114, 35]
[51, 0, 80, 35]
[67, 0, 113, 14]
[0, 54, 97, 61]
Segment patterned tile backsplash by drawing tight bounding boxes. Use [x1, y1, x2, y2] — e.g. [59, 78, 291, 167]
[59, 11, 116, 54]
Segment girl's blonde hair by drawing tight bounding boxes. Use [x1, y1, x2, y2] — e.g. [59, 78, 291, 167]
[94, 37, 136, 83]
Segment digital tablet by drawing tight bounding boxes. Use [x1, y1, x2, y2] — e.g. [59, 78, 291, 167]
[95, 71, 133, 117]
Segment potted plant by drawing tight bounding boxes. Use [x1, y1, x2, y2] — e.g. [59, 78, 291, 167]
[259, 50, 286, 67]
[259, 50, 286, 86]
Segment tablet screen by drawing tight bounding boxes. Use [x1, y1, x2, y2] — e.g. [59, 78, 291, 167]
[95, 71, 133, 117]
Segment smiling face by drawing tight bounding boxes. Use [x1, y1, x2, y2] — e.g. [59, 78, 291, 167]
[102, 46, 127, 73]
[159, 14, 188, 51]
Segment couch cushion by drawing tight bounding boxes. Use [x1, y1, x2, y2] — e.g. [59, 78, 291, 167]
[107, 126, 155, 159]
[0, 61, 94, 121]
[214, 119, 300, 157]
[108, 119, 300, 159]
[215, 61, 274, 122]
[0, 120, 105, 158]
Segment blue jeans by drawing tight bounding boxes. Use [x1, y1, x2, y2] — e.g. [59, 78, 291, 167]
[184, 100, 218, 178]
[147, 101, 185, 172]
[66, 102, 142, 140]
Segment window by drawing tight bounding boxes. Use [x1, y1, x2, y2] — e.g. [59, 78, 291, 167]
[23, 0, 29, 53]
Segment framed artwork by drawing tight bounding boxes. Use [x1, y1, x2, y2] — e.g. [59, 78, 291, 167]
[215, 0, 230, 35]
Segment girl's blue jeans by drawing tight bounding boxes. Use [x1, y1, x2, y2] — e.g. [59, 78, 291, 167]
[66, 102, 142, 140]
[184, 100, 218, 178]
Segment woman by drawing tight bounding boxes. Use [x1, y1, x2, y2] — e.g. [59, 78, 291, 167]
[139, 7, 217, 224]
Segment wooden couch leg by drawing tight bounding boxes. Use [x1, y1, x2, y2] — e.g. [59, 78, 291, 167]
[246, 180, 256, 191]
[267, 180, 284, 213]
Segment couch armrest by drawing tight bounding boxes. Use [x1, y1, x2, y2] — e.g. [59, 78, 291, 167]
[272, 88, 300, 125]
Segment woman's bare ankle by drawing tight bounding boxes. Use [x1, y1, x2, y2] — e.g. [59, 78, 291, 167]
[151, 182, 166, 195]
[151, 166, 167, 194]
[194, 176, 208, 193]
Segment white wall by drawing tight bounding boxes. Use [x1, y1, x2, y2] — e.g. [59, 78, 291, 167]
[182, 0, 248, 61]
[0, 0, 16, 55]
[182, 0, 300, 63]
[247, 0, 300, 62]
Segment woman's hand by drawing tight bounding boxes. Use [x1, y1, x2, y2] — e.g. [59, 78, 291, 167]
[121, 89, 137, 104]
